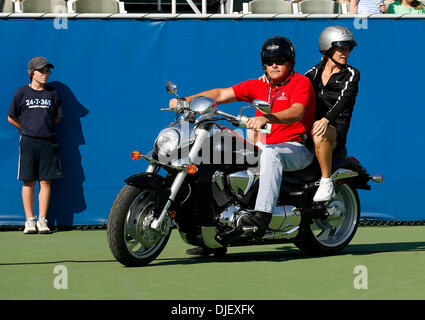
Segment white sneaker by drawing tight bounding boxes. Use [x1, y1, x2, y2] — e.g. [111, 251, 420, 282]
[24, 217, 37, 234]
[313, 179, 335, 202]
[37, 217, 51, 234]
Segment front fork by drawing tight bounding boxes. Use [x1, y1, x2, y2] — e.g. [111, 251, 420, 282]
[150, 128, 210, 231]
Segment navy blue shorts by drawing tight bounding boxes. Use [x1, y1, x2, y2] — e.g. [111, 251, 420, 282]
[18, 135, 63, 181]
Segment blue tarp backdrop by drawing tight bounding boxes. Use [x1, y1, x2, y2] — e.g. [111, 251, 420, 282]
[0, 18, 424, 226]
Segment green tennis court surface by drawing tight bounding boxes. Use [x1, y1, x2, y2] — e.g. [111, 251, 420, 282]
[1, 226, 424, 300]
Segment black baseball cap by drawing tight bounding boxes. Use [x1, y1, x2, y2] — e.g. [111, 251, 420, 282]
[28, 56, 54, 70]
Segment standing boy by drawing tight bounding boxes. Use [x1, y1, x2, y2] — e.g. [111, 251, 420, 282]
[8, 56, 63, 234]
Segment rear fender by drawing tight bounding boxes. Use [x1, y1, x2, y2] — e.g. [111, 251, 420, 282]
[342, 177, 371, 190]
[332, 164, 371, 190]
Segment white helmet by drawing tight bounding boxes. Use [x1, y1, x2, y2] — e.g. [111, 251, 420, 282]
[319, 26, 357, 54]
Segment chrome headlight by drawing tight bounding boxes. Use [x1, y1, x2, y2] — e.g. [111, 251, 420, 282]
[155, 128, 180, 157]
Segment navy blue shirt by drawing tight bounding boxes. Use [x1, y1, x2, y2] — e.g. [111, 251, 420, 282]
[8, 84, 63, 138]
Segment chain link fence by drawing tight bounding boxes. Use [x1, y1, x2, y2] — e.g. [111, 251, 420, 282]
[2, 219, 425, 231]
[359, 219, 425, 227]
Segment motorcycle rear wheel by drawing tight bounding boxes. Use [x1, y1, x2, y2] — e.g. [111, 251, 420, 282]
[107, 184, 171, 267]
[295, 183, 360, 255]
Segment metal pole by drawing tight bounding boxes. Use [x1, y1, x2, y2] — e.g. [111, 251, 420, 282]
[172, 0, 176, 14]
[202, 0, 206, 14]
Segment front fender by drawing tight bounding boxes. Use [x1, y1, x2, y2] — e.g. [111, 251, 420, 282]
[124, 172, 166, 189]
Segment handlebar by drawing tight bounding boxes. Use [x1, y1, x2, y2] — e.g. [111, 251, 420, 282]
[216, 110, 271, 134]
[161, 99, 189, 112]
[161, 104, 271, 134]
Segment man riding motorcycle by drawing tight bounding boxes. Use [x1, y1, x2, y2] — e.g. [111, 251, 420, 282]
[169, 36, 316, 256]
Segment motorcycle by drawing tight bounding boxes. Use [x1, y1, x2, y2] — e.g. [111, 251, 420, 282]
[107, 81, 383, 267]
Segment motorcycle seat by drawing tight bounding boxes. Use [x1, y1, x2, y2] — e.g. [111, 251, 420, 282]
[283, 147, 348, 186]
[284, 158, 321, 185]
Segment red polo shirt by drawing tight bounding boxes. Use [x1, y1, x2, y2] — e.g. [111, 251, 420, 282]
[232, 72, 316, 144]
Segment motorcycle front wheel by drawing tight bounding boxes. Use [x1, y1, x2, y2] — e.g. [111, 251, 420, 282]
[295, 183, 360, 255]
[107, 184, 172, 267]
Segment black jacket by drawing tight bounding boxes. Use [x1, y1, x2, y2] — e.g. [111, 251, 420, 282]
[305, 60, 360, 145]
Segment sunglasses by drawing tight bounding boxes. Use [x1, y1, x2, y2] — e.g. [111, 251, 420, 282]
[264, 58, 287, 66]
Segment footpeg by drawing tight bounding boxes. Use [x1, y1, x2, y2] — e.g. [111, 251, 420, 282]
[242, 226, 266, 240]
[242, 226, 258, 233]
[216, 226, 244, 245]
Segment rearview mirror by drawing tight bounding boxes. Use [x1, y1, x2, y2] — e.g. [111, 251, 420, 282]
[252, 100, 271, 114]
[166, 81, 178, 96]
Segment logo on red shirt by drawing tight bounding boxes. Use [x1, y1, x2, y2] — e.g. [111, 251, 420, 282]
[276, 92, 287, 101]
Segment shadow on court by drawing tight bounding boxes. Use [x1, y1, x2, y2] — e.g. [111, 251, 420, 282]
[0, 259, 116, 266]
[149, 240, 425, 267]
[1, 241, 424, 267]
